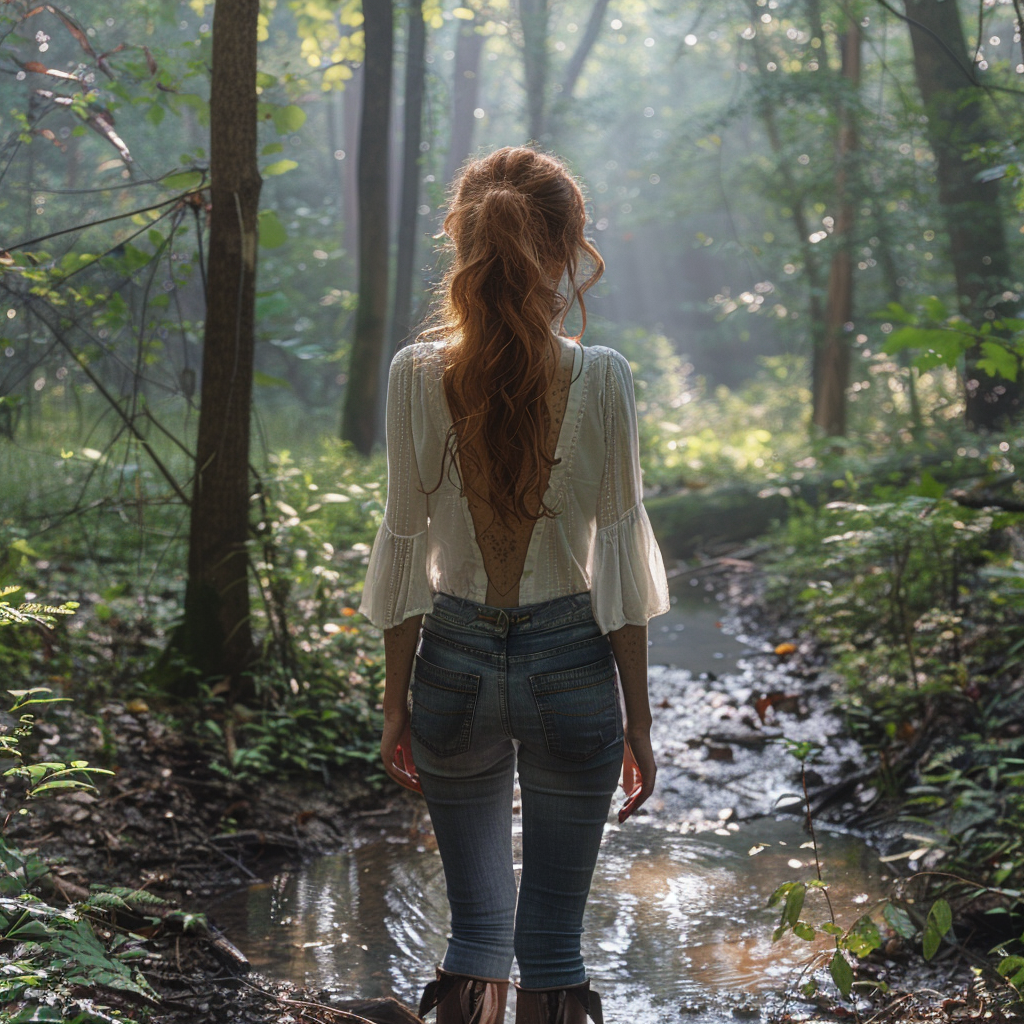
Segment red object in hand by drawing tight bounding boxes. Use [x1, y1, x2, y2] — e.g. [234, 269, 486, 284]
[392, 721, 423, 795]
[618, 739, 643, 823]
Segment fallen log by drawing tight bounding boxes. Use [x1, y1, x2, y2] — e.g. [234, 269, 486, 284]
[646, 486, 789, 559]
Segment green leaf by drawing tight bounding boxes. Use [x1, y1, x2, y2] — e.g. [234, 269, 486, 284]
[783, 882, 806, 927]
[830, 950, 854, 996]
[844, 914, 882, 957]
[997, 955, 1024, 978]
[928, 898, 953, 935]
[263, 158, 299, 177]
[28, 778, 98, 796]
[261, 141, 284, 156]
[767, 881, 795, 909]
[923, 295, 948, 322]
[162, 169, 204, 191]
[258, 209, 288, 248]
[792, 920, 816, 941]
[253, 371, 292, 389]
[879, 301, 916, 325]
[977, 340, 1019, 382]
[922, 898, 953, 960]
[916, 470, 945, 499]
[271, 103, 307, 134]
[883, 327, 969, 365]
[255, 290, 291, 317]
[6, 1006, 66, 1022]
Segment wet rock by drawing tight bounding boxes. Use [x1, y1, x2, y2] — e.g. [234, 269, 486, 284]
[705, 744, 734, 762]
[707, 725, 767, 749]
[679, 1001, 708, 1014]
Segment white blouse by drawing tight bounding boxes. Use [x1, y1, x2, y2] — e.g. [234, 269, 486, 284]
[359, 338, 671, 634]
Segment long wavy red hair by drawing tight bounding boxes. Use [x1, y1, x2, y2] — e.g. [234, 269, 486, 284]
[421, 147, 604, 525]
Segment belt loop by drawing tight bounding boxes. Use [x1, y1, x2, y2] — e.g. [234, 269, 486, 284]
[497, 609, 509, 635]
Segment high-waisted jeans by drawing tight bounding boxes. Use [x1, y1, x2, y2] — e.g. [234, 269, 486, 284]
[410, 591, 623, 990]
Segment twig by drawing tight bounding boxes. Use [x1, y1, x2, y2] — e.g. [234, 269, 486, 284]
[202, 840, 259, 881]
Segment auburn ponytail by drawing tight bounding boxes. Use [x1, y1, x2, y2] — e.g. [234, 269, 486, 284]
[421, 147, 604, 526]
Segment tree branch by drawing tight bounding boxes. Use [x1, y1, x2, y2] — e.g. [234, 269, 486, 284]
[559, 0, 611, 101]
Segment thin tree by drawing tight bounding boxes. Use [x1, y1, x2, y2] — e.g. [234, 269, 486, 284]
[547, 0, 612, 127]
[904, 0, 1021, 428]
[175, 0, 261, 697]
[518, 0, 610, 144]
[747, 10, 827, 404]
[390, 0, 427, 356]
[519, 0, 548, 142]
[341, 0, 394, 453]
[813, 22, 861, 436]
[445, 17, 485, 185]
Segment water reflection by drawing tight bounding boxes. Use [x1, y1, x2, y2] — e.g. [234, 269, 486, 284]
[211, 817, 885, 1023]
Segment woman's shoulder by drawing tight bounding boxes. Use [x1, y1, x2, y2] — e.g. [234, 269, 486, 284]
[390, 339, 447, 378]
[581, 344, 632, 378]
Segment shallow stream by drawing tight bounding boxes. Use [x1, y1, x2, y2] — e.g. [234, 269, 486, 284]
[213, 580, 888, 1021]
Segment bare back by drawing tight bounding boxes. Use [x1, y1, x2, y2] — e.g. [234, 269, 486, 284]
[457, 340, 577, 607]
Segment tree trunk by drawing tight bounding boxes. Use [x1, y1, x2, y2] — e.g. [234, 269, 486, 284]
[558, 0, 611, 103]
[518, 0, 548, 143]
[747, 12, 826, 399]
[444, 19, 485, 186]
[343, 63, 363, 278]
[390, 0, 427, 356]
[341, 0, 393, 454]
[177, 0, 261, 698]
[812, 23, 860, 436]
[905, 0, 1021, 428]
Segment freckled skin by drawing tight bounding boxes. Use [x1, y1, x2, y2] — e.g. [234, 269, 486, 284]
[380, 343, 656, 813]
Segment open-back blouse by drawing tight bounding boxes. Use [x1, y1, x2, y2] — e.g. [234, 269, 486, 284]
[358, 339, 670, 634]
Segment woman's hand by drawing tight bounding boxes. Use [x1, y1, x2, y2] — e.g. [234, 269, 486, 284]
[618, 728, 656, 822]
[380, 707, 422, 794]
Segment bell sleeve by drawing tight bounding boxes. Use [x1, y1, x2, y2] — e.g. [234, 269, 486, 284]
[358, 346, 433, 628]
[590, 349, 671, 634]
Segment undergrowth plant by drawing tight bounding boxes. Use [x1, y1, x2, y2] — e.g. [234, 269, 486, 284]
[764, 483, 1024, 1012]
[763, 740, 964, 1017]
[0, 594, 174, 1024]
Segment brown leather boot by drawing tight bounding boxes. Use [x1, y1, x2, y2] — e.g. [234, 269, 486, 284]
[419, 968, 509, 1024]
[513, 981, 603, 1024]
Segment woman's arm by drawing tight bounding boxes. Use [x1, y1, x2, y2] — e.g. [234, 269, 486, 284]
[381, 614, 424, 791]
[608, 622, 655, 817]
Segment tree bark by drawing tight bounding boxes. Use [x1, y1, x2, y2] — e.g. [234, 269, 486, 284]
[905, 0, 1021, 429]
[343, 62, 363, 275]
[518, 0, 549, 143]
[178, 0, 261, 697]
[444, 19, 485, 186]
[341, 0, 393, 454]
[812, 23, 860, 436]
[390, 0, 426, 356]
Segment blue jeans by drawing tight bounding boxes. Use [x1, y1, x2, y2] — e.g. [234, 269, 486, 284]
[410, 591, 623, 990]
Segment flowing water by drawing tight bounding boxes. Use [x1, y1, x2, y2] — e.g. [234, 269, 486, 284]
[212, 580, 888, 1021]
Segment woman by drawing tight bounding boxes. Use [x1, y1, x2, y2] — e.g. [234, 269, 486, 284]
[359, 147, 670, 1024]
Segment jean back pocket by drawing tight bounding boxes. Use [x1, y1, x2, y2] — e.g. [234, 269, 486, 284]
[529, 654, 620, 762]
[411, 655, 480, 758]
